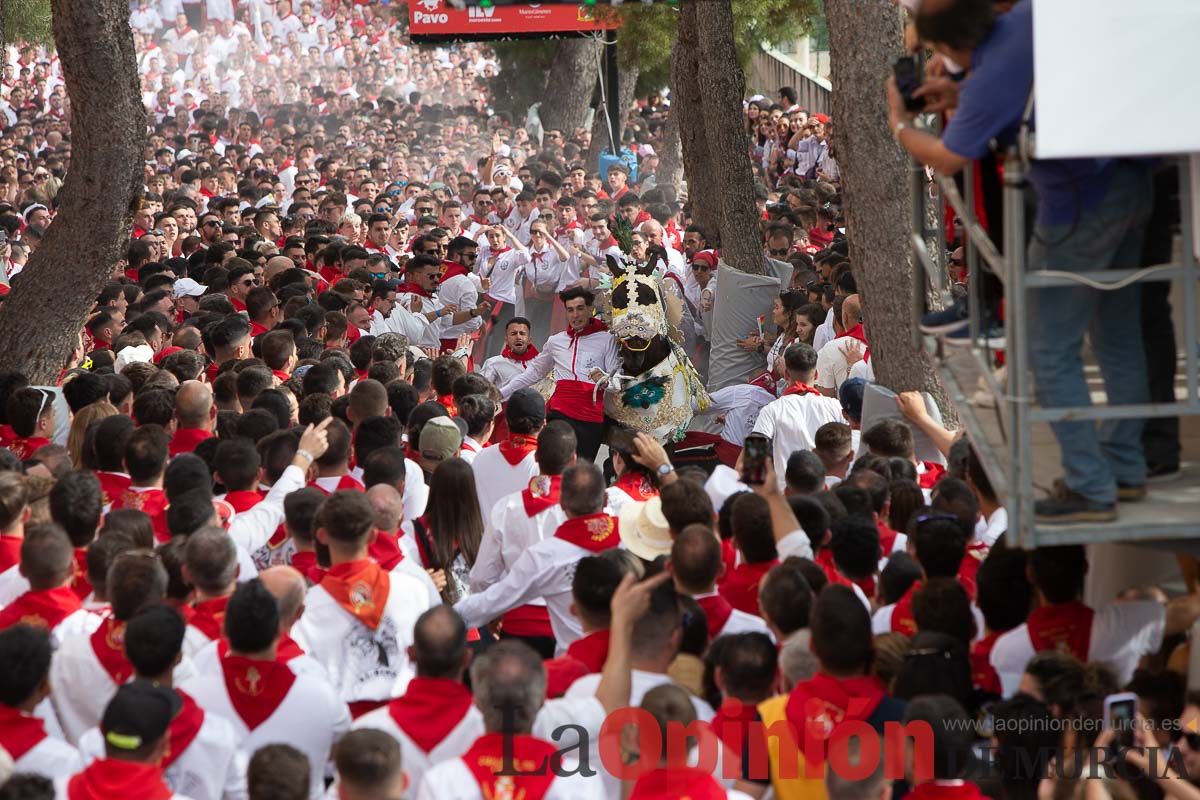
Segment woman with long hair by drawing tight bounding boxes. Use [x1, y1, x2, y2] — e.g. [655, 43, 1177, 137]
[411, 458, 483, 606]
[67, 401, 119, 469]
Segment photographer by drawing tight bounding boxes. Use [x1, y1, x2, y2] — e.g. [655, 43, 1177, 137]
[887, 0, 1153, 524]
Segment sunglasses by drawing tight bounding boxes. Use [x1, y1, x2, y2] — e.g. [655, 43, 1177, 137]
[240, 279, 255, 286]
[33, 388, 51, 424]
[769, 248, 790, 257]
[202, 220, 220, 227]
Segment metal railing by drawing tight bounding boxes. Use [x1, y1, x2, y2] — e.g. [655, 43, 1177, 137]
[749, 45, 831, 116]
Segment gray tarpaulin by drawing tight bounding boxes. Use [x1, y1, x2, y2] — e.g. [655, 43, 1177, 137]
[706, 258, 793, 392]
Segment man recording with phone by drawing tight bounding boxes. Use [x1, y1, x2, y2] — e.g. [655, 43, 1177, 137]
[887, 0, 1154, 524]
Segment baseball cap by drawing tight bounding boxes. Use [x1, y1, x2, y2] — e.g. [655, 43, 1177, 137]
[506, 388, 546, 427]
[618, 497, 673, 561]
[101, 680, 181, 752]
[173, 277, 206, 299]
[839, 377, 866, 423]
[419, 416, 463, 463]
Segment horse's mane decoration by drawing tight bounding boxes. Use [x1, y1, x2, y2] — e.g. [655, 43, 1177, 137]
[600, 248, 709, 443]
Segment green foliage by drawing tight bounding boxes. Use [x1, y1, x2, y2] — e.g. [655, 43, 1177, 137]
[2, 0, 53, 46]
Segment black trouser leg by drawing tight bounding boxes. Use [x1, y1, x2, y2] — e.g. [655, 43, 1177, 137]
[548, 410, 604, 462]
[1140, 166, 1181, 472]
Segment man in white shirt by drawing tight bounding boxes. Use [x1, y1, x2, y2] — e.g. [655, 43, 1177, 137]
[499, 289, 620, 461]
[182, 578, 350, 800]
[815, 294, 867, 398]
[990, 545, 1200, 697]
[671, 524, 773, 643]
[752, 342, 845, 491]
[180, 527, 239, 658]
[455, 463, 619, 652]
[438, 237, 487, 354]
[479, 317, 551, 399]
[293, 490, 434, 716]
[471, 388, 545, 527]
[0, 624, 85, 781]
[0, 524, 99, 647]
[77, 604, 246, 800]
[477, 224, 530, 361]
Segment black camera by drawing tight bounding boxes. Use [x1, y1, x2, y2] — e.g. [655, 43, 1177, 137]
[892, 55, 926, 113]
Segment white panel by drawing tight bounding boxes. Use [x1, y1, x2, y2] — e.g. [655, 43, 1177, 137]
[1033, 0, 1200, 158]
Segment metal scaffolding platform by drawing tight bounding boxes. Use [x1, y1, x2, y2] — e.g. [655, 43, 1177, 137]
[912, 154, 1200, 550]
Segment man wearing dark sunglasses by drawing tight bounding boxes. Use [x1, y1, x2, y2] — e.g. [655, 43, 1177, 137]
[225, 263, 258, 313]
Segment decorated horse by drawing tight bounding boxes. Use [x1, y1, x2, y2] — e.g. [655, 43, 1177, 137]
[596, 248, 710, 444]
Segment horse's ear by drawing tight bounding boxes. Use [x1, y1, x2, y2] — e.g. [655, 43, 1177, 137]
[641, 245, 667, 276]
[605, 253, 625, 275]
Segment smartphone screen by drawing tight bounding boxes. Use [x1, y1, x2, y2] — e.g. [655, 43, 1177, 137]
[742, 434, 770, 486]
[1104, 692, 1137, 747]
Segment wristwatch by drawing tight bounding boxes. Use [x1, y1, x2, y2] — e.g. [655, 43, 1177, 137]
[656, 463, 674, 479]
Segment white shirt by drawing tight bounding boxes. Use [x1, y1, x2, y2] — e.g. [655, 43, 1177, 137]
[524, 247, 567, 294]
[226, 465, 307, 555]
[414, 740, 604, 800]
[396, 291, 444, 349]
[704, 384, 776, 446]
[471, 483, 566, 593]
[814, 337, 857, 395]
[479, 248, 530, 305]
[76, 707, 247, 800]
[694, 590, 775, 641]
[479, 353, 533, 391]
[990, 601, 1166, 697]
[470, 445, 539, 533]
[813, 307, 836, 353]
[498, 329, 620, 401]
[190, 637, 330, 685]
[180, 664, 351, 800]
[751, 393, 846, 491]
[437, 272, 484, 340]
[9, 723, 84, 781]
[974, 507, 1007, 547]
[292, 567, 434, 705]
[370, 306, 438, 350]
[502, 208, 539, 244]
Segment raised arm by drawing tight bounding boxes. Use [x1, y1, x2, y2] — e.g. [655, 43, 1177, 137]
[500, 345, 555, 399]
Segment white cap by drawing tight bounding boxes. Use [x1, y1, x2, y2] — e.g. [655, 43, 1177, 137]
[114, 344, 155, 372]
[173, 277, 206, 298]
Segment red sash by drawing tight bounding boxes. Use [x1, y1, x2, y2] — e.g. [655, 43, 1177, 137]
[0, 705, 48, 761]
[0, 585, 81, 631]
[498, 434, 538, 467]
[220, 652, 297, 731]
[697, 593, 735, 641]
[1026, 601, 1094, 661]
[387, 677, 474, 753]
[521, 475, 562, 517]
[501, 344, 539, 363]
[613, 471, 658, 502]
[66, 758, 173, 800]
[719, 560, 778, 617]
[162, 690, 205, 769]
[90, 616, 134, 684]
[320, 559, 390, 630]
[970, 632, 1002, 695]
[0, 534, 21, 572]
[368, 530, 405, 571]
[461, 734, 558, 800]
[548, 379, 604, 423]
[96, 471, 132, 508]
[188, 596, 230, 641]
[890, 582, 920, 636]
[223, 490, 265, 513]
[781, 381, 823, 398]
[553, 514, 620, 553]
[785, 673, 887, 765]
[919, 461, 947, 490]
[500, 604, 553, 638]
[629, 766, 727, 800]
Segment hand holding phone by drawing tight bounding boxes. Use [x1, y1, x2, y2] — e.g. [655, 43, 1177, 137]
[741, 434, 771, 486]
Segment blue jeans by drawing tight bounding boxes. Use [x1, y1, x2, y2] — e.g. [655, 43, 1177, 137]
[1028, 162, 1153, 504]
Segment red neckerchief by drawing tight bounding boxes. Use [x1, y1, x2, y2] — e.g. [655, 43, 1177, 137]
[959, 541, 987, 600]
[719, 560, 778, 617]
[785, 673, 887, 766]
[909, 782, 988, 800]
[808, 226, 834, 247]
[272, 369, 291, 383]
[468, 214, 488, 226]
[461, 734, 558, 800]
[308, 474, 367, 495]
[567, 317, 607, 340]
[169, 427, 213, 457]
[71, 547, 92, 600]
[502, 343, 539, 363]
[877, 520, 898, 558]
[289, 550, 327, 584]
[89, 615, 134, 684]
[441, 260, 469, 281]
[66, 758, 172, 800]
[112, 487, 169, 542]
[0, 585, 81, 631]
[919, 461, 947, 490]
[229, 296, 247, 313]
[161, 690, 205, 769]
[553, 513, 620, 553]
[0, 534, 18, 573]
[837, 322, 870, 362]
[710, 697, 769, 773]
[250, 320, 271, 338]
[368, 530, 405, 571]
[487, 246, 511, 261]
[219, 651, 297, 731]
[970, 632, 1002, 695]
[1026, 600, 1094, 661]
[224, 489, 265, 514]
[188, 596, 230, 641]
[217, 632, 305, 665]
[890, 581, 920, 636]
[7, 435, 49, 460]
[598, 234, 618, 249]
[0, 704, 48, 761]
[544, 629, 610, 698]
[696, 594, 735, 641]
[320, 559, 390, 630]
[387, 677, 474, 753]
[521, 475, 562, 518]
[781, 381, 823, 398]
[629, 766, 727, 800]
[436, 394, 458, 416]
[498, 434, 538, 467]
[613, 471, 658, 502]
[395, 280, 431, 298]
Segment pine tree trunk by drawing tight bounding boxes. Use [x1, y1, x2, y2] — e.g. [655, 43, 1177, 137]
[537, 37, 602, 135]
[670, 1, 720, 243]
[825, 0, 947, 399]
[655, 104, 684, 202]
[693, 0, 766, 276]
[0, 0, 144, 383]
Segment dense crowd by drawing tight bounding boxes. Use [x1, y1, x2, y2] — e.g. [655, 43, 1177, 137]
[0, 0, 1194, 799]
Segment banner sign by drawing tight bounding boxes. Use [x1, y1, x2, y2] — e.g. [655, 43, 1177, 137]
[408, 0, 617, 38]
